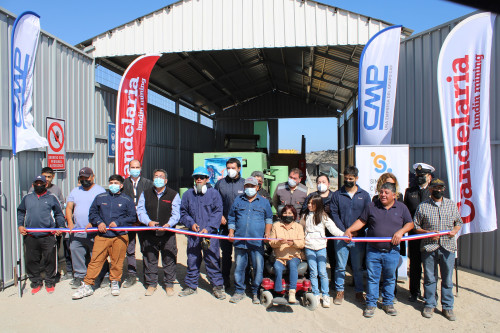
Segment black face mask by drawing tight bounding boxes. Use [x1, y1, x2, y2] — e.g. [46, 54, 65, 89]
[344, 180, 355, 188]
[283, 216, 294, 224]
[34, 184, 46, 194]
[432, 190, 443, 199]
[416, 175, 427, 185]
[81, 179, 92, 188]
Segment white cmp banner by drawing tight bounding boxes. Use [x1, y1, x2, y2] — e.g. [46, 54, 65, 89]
[358, 25, 402, 145]
[11, 11, 48, 155]
[355, 145, 409, 199]
[437, 12, 497, 235]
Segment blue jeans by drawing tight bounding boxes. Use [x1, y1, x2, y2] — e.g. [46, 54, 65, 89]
[234, 247, 264, 295]
[273, 257, 301, 292]
[366, 245, 400, 307]
[334, 240, 365, 292]
[305, 248, 328, 296]
[422, 248, 455, 310]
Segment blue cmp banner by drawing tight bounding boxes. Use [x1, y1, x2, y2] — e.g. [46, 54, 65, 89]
[11, 11, 48, 155]
[358, 25, 402, 145]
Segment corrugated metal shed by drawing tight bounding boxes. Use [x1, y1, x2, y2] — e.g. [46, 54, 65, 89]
[392, 12, 500, 276]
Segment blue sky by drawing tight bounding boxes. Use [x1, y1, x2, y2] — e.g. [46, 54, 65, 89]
[2, 0, 475, 152]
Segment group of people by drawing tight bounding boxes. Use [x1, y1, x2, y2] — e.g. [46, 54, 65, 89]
[17, 159, 462, 320]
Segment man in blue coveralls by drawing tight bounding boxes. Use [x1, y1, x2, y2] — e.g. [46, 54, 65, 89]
[228, 176, 273, 305]
[178, 167, 226, 300]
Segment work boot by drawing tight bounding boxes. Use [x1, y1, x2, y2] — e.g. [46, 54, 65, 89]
[355, 292, 366, 304]
[288, 289, 297, 304]
[422, 307, 434, 318]
[213, 286, 226, 300]
[229, 293, 245, 304]
[145, 286, 157, 296]
[382, 304, 398, 316]
[443, 309, 456, 321]
[111, 281, 120, 296]
[122, 275, 137, 288]
[333, 291, 344, 305]
[178, 287, 197, 297]
[363, 306, 376, 318]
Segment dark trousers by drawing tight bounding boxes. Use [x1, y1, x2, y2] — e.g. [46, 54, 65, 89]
[219, 226, 233, 286]
[126, 231, 137, 276]
[142, 232, 177, 288]
[185, 236, 224, 289]
[325, 231, 336, 276]
[409, 239, 422, 296]
[24, 235, 57, 288]
[62, 236, 72, 273]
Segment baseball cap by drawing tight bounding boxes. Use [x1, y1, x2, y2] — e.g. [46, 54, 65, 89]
[33, 175, 47, 184]
[79, 167, 94, 177]
[244, 177, 259, 186]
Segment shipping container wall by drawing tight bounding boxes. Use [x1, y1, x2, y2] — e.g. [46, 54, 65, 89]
[392, 13, 500, 276]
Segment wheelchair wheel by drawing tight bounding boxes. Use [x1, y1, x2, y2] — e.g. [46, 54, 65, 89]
[260, 290, 273, 308]
[303, 293, 318, 311]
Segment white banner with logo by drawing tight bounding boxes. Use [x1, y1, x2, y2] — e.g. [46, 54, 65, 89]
[437, 12, 497, 235]
[11, 11, 48, 155]
[355, 145, 409, 199]
[358, 25, 401, 145]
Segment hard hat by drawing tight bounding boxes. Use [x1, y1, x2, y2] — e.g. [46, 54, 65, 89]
[192, 166, 210, 177]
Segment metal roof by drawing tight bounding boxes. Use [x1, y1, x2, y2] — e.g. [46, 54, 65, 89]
[78, 0, 412, 117]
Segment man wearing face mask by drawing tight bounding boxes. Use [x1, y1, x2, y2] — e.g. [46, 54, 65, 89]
[413, 179, 462, 321]
[228, 177, 273, 304]
[72, 174, 136, 299]
[404, 162, 435, 302]
[179, 167, 225, 300]
[330, 166, 371, 305]
[272, 168, 308, 217]
[18, 175, 65, 294]
[251, 170, 271, 203]
[121, 159, 153, 288]
[301, 174, 336, 279]
[215, 158, 245, 290]
[136, 169, 180, 296]
[66, 167, 107, 289]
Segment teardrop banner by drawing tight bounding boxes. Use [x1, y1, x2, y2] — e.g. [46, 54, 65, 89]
[115, 54, 161, 177]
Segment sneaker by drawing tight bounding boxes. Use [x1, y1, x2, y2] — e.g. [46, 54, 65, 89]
[333, 291, 344, 305]
[288, 289, 297, 304]
[178, 287, 197, 297]
[316, 294, 321, 305]
[382, 304, 398, 316]
[45, 285, 55, 294]
[31, 285, 42, 295]
[229, 293, 245, 304]
[322, 295, 331, 308]
[144, 286, 157, 296]
[363, 306, 376, 318]
[60, 272, 73, 281]
[252, 294, 260, 304]
[422, 307, 434, 318]
[122, 275, 137, 288]
[213, 286, 226, 300]
[356, 292, 366, 304]
[165, 287, 175, 297]
[72, 283, 94, 300]
[71, 277, 83, 289]
[101, 276, 111, 289]
[443, 309, 456, 321]
[111, 281, 120, 296]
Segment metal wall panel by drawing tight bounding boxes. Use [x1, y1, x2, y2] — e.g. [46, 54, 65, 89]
[392, 13, 500, 276]
[87, 0, 393, 58]
[214, 118, 255, 152]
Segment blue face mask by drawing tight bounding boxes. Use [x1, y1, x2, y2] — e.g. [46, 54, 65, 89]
[130, 168, 141, 178]
[245, 188, 257, 197]
[154, 177, 165, 188]
[109, 184, 121, 194]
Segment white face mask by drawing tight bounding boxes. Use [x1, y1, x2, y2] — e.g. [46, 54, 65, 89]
[317, 183, 328, 193]
[194, 184, 207, 194]
[288, 178, 297, 187]
[227, 169, 238, 179]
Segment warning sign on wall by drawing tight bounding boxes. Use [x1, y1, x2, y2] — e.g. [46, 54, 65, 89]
[46, 117, 66, 171]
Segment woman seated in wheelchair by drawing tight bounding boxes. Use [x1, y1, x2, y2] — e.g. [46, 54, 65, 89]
[269, 205, 305, 303]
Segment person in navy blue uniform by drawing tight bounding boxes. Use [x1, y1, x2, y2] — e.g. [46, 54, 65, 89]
[179, 167, 226, 300]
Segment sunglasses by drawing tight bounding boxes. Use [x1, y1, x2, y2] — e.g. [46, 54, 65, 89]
[194, 175, 208, 180]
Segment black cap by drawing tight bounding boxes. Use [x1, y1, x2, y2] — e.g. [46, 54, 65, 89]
[79, 167, 93, 177]
[33, 175, 47, 184]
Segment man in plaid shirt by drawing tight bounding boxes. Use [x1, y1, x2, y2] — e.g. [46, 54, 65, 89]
[413, 178, 462, 321]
